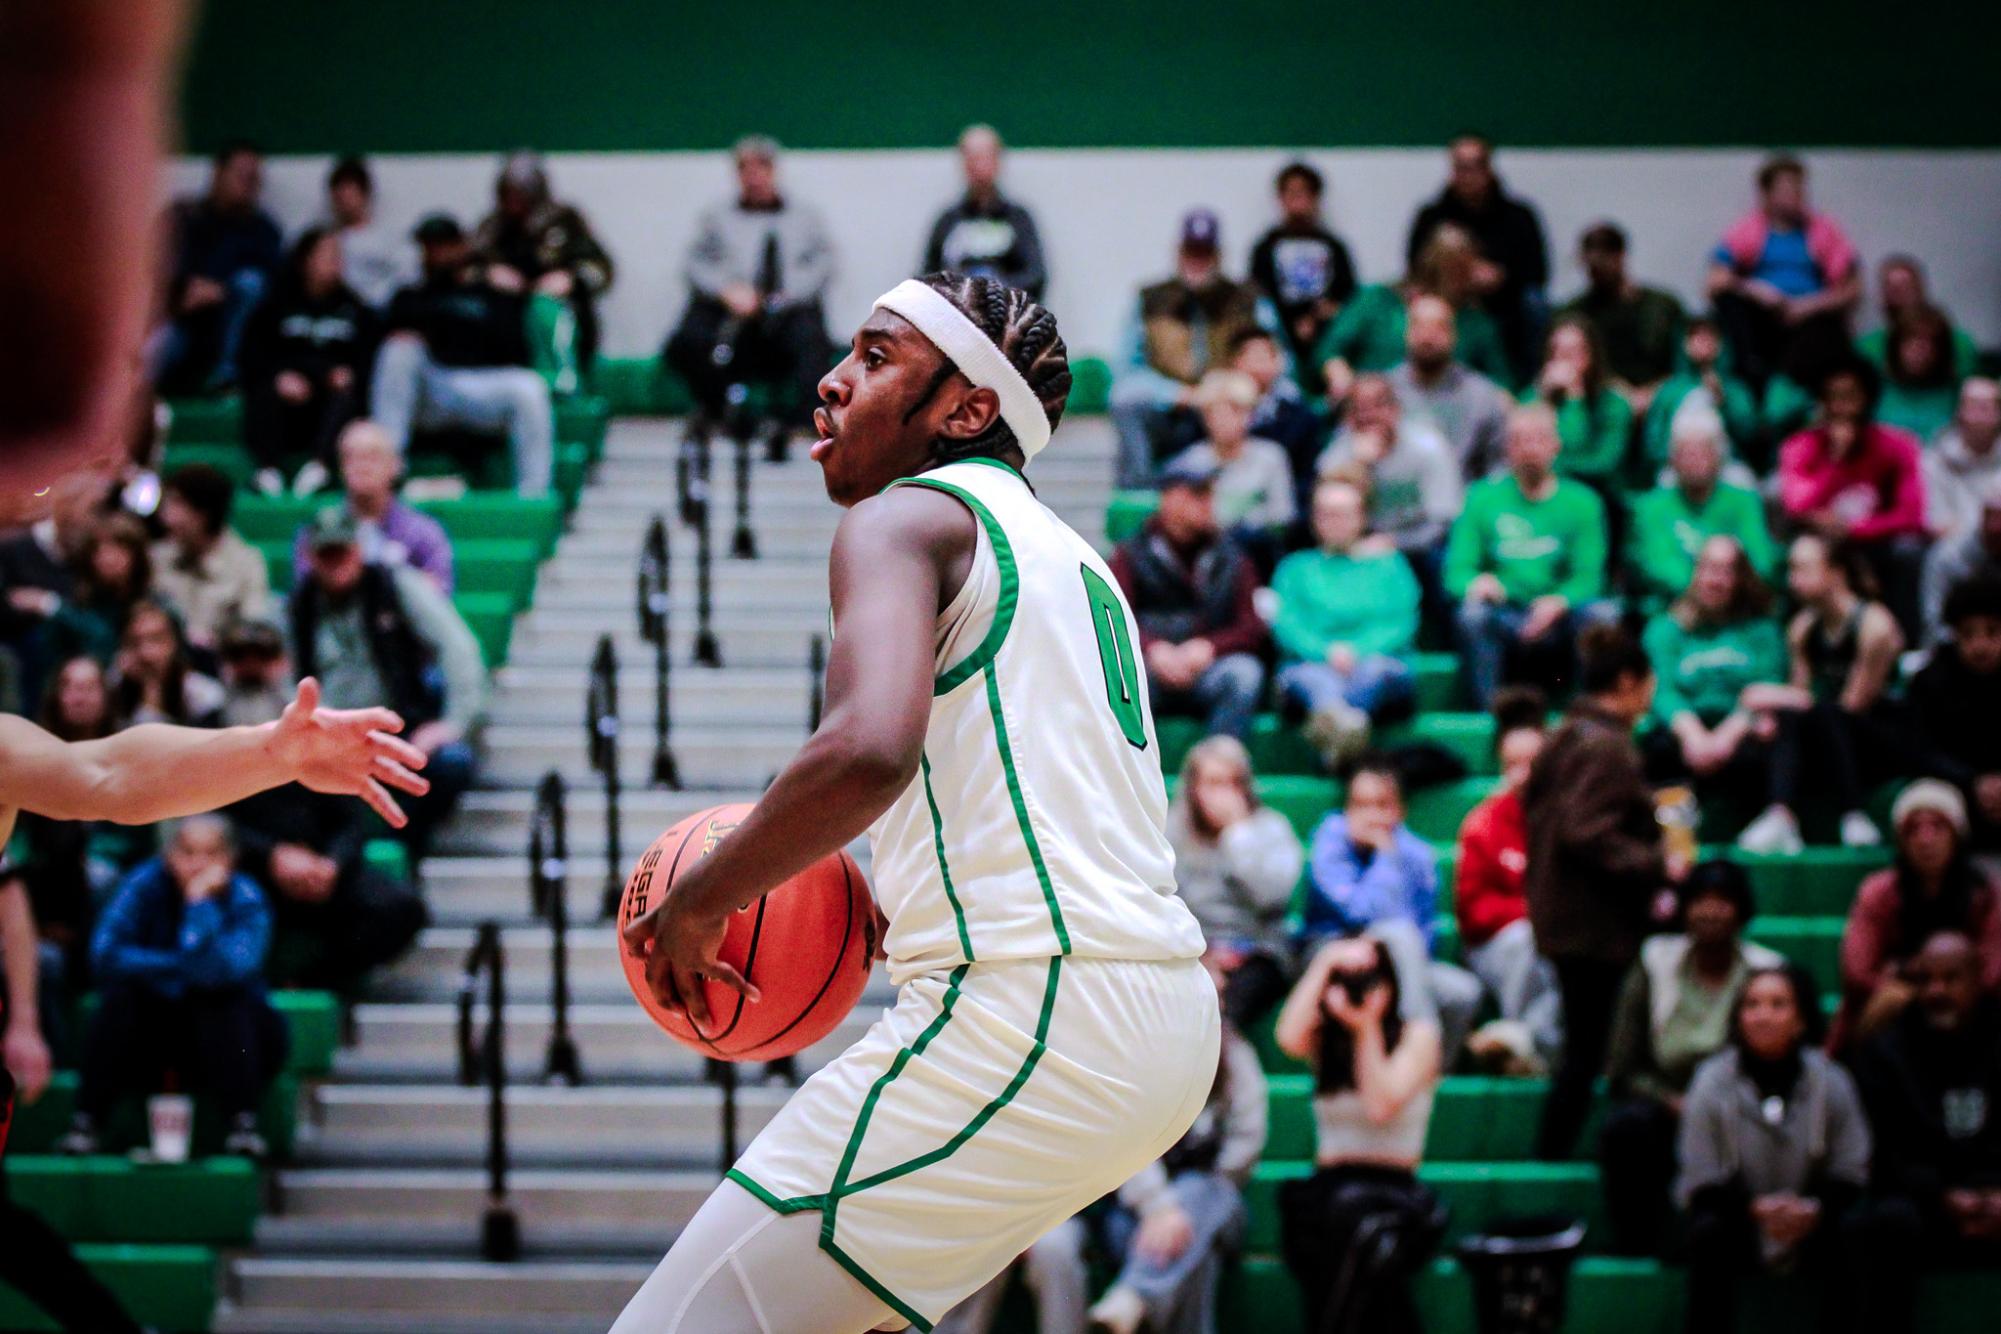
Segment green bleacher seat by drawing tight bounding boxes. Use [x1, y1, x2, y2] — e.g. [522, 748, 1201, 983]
[160, 442, 255, 487]
[1158, 709, 1499, 780]
[1243, 1159, 1604, 1253]
[8, 1072, 300, 1163]
[592, 356, 684, 415]
[0, 1243, 217, 1334]
[234, 493, 564, 558]
[455, 590, 516, 665]
[270, 990, 341, 1076]
[1412, 652, 1461, 712]
[1746, 916, 1845, 989]
[1069, 356, 1111, 414]
[1105, 490, 1157, 544]
[363, 838, 411, 882]
[165, 395, 243, 440]
[6, 1156, 259, 1244]
[1266, 1075, 1553, 1164]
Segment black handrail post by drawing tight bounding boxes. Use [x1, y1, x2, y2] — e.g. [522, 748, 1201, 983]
[730, 413, 758, 560]
[639, 515, 682, 790]
[587, 635, 627, 917]
[692, 489, 722, 668]
[807, 633, 825, 734]
[458, 922, 519, 1262]
[534, 772, 583, 1086]
[720, 1058, 739, 1174]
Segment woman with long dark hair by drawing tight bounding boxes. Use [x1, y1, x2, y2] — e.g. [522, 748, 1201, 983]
[1675, 964, 1876, 1334]
[1875, 305, 1962, 442]
[1526, 314, 1634, 490]
[42, 513, 152, 669]
[237, 224, 378, 494]
[110, 599, 224, 728]
[1274, 933, 1445, 1333]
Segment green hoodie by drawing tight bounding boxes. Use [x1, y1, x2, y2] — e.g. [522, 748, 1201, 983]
[1642, 371, 1760, 472]
[1626, 482, 1778, 611]
[1521, 387, 1634, 483]
[1312, 284, 1512, 388]
[1270, 547, 1420, 663]
[1443, 474, 1608, 605]
[1642, 610, 1788, 726]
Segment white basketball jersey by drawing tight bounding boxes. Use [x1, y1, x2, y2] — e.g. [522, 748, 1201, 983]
[861, 458, 1207, 983]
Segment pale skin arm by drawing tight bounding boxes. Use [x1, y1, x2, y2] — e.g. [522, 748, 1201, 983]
[0, 880, 52, 1102]
[0, 677, 429, 832]
[621, 487, 975, 1027]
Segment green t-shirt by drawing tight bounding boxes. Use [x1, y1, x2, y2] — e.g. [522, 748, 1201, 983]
[1642, 611, 1788, 726]
[1443, 475, 1608, 605]
[1521, 387, 1634, 483]
[1642, 372, 1760, 473]
[1626, 482, 1778, 610]
[1761, 375, 1816, 443]
[1858, 325, 1981, 382]
[1269, 547, 1420, 664]
[1312, 284, 1513, 388]
[1877, 382, 1959, 444]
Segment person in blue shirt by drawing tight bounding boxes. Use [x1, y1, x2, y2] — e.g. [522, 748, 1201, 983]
[1299, 760, 1483, 1063]
[59, 814, 287, 1159]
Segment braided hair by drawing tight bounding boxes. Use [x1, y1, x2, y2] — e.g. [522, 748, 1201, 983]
[912, 271, 1071, 466]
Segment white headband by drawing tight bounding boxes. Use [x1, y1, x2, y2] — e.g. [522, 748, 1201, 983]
[872, 279, 1053, 459]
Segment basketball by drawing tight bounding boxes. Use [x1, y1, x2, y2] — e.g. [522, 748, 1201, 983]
[617, 803, 877, 1062]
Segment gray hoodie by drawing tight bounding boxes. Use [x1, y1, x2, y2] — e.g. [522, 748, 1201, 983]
[1923, 426, 2001, 543]
[1167, 806, 1302, 954]
[684, 197, 834, 308]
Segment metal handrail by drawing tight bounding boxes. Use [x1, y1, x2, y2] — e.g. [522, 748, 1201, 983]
[676, 443, 723, 668]
[638, 515, 682, 789]
[531, 772, 582, 1086]
[808, 633, 825, 733]
[455, 921, 519, 1261]
[586, 634, 626, 916]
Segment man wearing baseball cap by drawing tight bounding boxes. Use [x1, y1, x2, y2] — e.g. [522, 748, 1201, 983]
[1109, 207, 1287, 488]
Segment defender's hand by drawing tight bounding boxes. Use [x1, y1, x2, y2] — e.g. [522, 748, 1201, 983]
[265, 678, 430, 827]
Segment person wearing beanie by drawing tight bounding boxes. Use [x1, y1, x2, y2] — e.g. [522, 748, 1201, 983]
[1833, 778, 2001, 1051]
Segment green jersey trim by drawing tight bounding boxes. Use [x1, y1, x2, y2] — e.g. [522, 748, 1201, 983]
[984, 664, 1072, 955]
[883, 475, 1019, 696]
[919, 753, 976, 961]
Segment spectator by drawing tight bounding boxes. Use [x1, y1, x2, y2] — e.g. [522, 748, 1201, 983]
[0, 471, 113, 708]
[1455, 687, 1563, 1075]
[21, 657, 125, 950]
[149, 463, 270, 652]
[1675, 966, 1875, 1334]
[1875, 305, 1963, 443]
[920, 125, 1046, 300]
[1834, 781, 2001, 1052]
[1525, 624, 1672, 1159]
[1275, 934, 1446, 1334]
[372, 213, 555, 496]
[1227, 328, 1323, 508]
[1777, 357, 1928, 634]
[1706, 155, 1861, 390]
[1558, 222, 1685, 410]
[1167, 737, 1304, 1029]
[1110, 209, 1277, 488]
[1524, 315, 1634, 491]
[933, 1217, 1087, 1334]
[1270, 474, 1421, 767]
[153, 141, 282, 393]
[236, 226, 377, 495]
[1600, 861, 1781, 1256]
[473, 150, 614, 393]
[1108, 457, 1266, 741]
[1911, 574, 2001, 851]
[1167, 369, 1296, 539]
[1444, 404, 1615, 707]
[1736, 534, 1906, 856]
[1387, 293, 1512, 481]
[1639, 536, 1789, 815]
[41, 513, 152, 668]
[1299, 760, 1484, 1062]
[290, 421, 454, 595]
[1318, 226, 1512, 401]
[1405, 134, 1550, 383]
[1925, 379, 2001, 544]
[1857, 255, 1981, 382]
[112, 599, 225, 727]
[1641, 315, 1761, 475]
[0, 878, 147, 1334]
[1078, 969, 1268, 1334]
[215, 616, 292, 728]
[226, 780, 426, 991]
[1852, 931, 2001, 1294]
[665, 136, 834, 450]
[57, 815, 287, 1160]
[1248, 161, 1357, 384]
[1922, 489, 2001, 645]
[291, 509, 486, 859]
[1318, 373, 1461, 584]
[1627, 405, 1777, 612]
[323, 155, 415, 311]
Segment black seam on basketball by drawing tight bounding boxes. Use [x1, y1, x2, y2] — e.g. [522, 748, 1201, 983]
[749, 854, 860, 1058]
[659, 815, 721, 1047]
[708, 896, 767, 1052]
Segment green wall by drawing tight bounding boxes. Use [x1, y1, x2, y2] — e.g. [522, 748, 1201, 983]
[181, 1, 2001, 153]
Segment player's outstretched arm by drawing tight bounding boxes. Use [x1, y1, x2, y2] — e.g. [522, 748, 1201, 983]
[0, 677, 429, 831]
[623, 486, 975, 1024]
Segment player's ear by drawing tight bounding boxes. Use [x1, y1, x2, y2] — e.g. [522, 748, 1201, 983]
[936, 384, 1002, 442]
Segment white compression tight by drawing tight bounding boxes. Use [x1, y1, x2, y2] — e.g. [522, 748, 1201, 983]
[608, 1180, 902, 1334]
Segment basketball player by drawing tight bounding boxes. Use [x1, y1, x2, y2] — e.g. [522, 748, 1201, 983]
[617, 274, 1217, 1333]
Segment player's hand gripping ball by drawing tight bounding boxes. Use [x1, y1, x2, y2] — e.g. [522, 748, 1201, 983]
[618, 804, 876, 1061]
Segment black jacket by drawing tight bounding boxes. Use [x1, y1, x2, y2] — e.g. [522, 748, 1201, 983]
[1910, 648, 2001, 790]
[225, 786, 378, 894]
[239, 282, 379, 386]
[921, 194, 1047, 300]
[1249, 223, 1357, 333]
[383, 272, 530, 369]
[1406, 187, 1549, 306]
[1853, 998, 2001, 1213]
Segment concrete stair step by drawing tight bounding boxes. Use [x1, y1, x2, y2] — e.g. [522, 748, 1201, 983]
[222, 1257, 650, 1327]
[435, 786, 771, 855]
[479, 727, 805, 787]
[505, 622, 822, 666]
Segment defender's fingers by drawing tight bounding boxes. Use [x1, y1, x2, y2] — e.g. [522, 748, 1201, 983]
[360, 778, 409, 829]
[364, 729, 427, 768]
[372, 754, 430, 797]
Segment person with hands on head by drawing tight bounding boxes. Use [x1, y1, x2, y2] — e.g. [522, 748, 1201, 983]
[1674, 965, 1881, 1334]
[1274, 933, 1446, 1334]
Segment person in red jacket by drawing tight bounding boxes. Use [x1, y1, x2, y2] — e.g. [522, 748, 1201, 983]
[1457, 687, 1561, 1073]
[1777, 356, 1930, 634]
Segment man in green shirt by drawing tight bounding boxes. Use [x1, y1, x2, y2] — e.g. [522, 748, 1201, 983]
[1626, 405, 1777, 611]
[1557, 222, 1685, 414]
[1445, 404, 1616, 705]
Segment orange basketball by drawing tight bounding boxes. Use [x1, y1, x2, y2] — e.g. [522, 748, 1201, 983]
[618, 803, 877, 1062]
